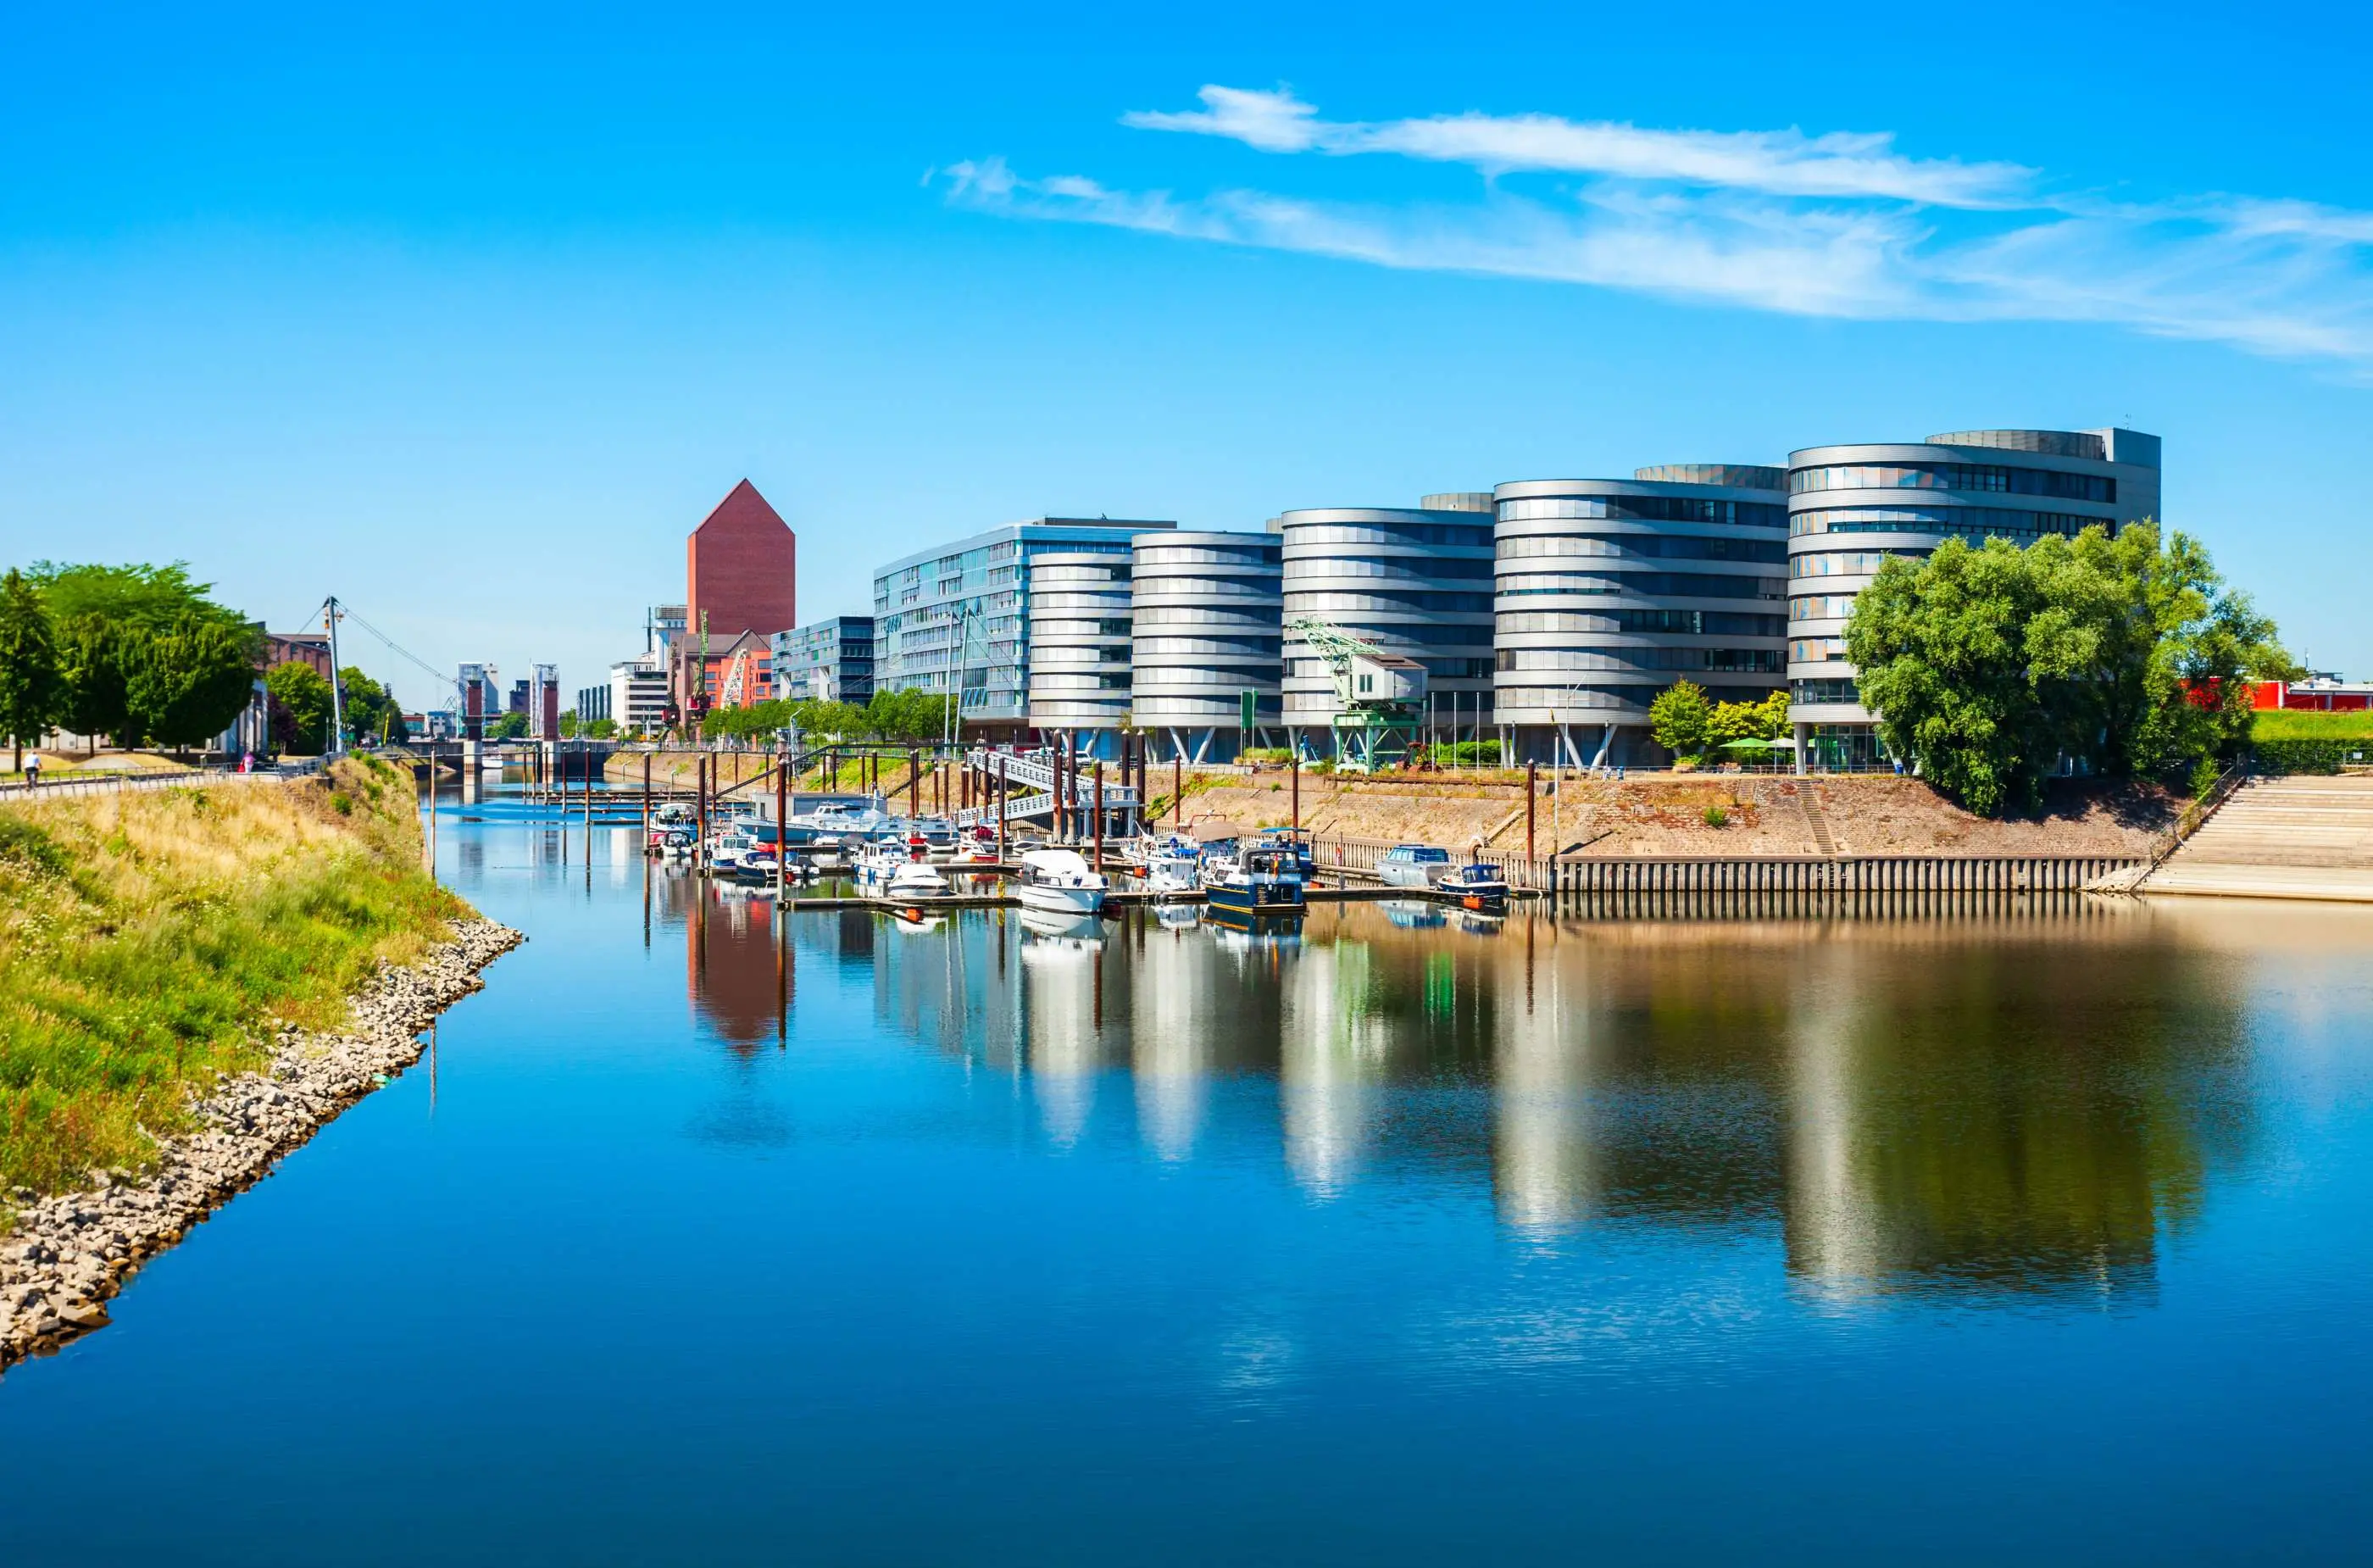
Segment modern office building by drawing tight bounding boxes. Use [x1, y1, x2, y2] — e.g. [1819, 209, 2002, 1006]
[581, 654, 670, 733]
[772, 616, 876, 705]
[1131, 531, 1283, 761]
[1277, 494, 1496, 757]
[1786, 428, 2163, 768]
[1025, 553, 1135, 749]
[1492, 464, 1789, 767]
[871, 517, 1173, 739]
[678, 481, 797, 710]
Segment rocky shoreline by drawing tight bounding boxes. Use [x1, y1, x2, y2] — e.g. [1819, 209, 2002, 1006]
[1, 917, 524, 1371]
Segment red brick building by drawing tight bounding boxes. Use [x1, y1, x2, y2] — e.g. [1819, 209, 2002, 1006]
[678, 479, 797, 710]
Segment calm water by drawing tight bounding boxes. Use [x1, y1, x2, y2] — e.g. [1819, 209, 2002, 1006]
[6, 789, 2373, 1563]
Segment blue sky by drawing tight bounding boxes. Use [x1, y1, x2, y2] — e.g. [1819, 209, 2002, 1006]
[4, 0, 2370, 708]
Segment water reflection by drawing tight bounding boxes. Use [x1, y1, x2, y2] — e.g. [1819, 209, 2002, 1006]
[682, 895, 2276, 1306]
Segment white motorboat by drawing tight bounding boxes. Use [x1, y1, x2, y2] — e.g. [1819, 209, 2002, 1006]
[1014, 848, 1109, 916]
[855, 841, 951, 901]
[1377, 842, 1452, 889]
[1128, 833, 1204, 897]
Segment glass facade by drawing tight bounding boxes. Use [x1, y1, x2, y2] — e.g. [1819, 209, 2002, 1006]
[1133, 531, 1282, 757]
[1025, 553, 1134, 737]
[1277, 503, 1498, 735]
[1784, 430, 2164, 754]
[771, 616, 876, 704]
[872, 519, 1170, 727]
[1492, 471, 1791, 765]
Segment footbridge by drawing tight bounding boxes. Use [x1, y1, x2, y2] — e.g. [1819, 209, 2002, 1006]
[954, 748, 1141, 835]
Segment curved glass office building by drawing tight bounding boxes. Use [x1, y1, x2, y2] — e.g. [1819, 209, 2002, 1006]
[1492, 465, 1789, 767]
[1278, 495, 1496, 758]
[1786, 428, 2162, 769]
[1024, 551, 1135, 753]
[1131, 531, 1283, 762]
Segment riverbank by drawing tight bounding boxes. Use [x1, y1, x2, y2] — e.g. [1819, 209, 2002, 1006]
[601, 748, 2178, 857]
[1, 757, 520, 1367]
[1, 920, 519, 1366]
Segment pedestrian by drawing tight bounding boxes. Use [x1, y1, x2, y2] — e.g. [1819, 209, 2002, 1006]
[23, 754, 40, 789]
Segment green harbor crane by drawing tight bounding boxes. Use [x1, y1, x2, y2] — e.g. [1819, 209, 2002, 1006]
[1287, 614, 1430, 772]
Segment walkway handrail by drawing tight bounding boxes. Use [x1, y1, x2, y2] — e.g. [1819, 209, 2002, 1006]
[2148, 762, 2248, 872]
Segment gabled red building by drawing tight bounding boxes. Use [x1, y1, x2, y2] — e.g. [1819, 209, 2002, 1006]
[678, 480, 797, 711]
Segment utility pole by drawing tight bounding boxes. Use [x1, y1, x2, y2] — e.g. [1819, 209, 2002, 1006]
[324, 598, 347, 754]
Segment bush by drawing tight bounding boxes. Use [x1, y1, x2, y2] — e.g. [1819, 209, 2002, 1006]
[1238, 747, 1294, 765]
[1703, 804, 1729, 827]
[1427, 740, 1503, 767]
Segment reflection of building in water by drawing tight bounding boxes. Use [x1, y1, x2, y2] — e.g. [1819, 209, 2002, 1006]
[684, 881, 787, 1054]
[1490, 932, 1599, 1233]
[1280, 939, 1391, 1198]
[871, 907, 1020, 1070]
[1130, 920, 1225, 1161]
[1019, 915, 1122, 1148]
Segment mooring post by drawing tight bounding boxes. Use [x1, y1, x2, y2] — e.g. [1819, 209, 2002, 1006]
[1092, 760, 1104, 868]
[1291, 755, 1300, 831]
[1526, 760, 1537, 861]
[1173, 758, 1182, 829]
[775, 750, 788, 902]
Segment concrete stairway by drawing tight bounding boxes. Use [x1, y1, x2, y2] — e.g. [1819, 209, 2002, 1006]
[2144, 775, 2373, 902]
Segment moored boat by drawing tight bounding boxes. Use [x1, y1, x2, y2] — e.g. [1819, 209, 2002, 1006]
[1014, 848, 1109, 917]
[1205, 844, 1305, 920]
[1437, 859, 1509, 913]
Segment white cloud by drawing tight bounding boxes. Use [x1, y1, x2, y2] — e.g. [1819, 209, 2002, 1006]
[946, 88, 2373, 370]
[1123, 86, 2034, 207]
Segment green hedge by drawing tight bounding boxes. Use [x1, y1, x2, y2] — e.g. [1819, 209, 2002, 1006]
[2254, 737, 2370, 775]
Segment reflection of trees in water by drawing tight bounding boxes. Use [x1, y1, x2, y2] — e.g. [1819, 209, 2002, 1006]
[844, 904, 2253, 1304]
[1783, 934, 2249, 1303]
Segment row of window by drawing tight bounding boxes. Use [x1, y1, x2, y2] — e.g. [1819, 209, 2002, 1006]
[1028, 592, 1133, 612]
[1281, 522, 1492, 548]
[1495, 573, 1786, 601]
[1789, 594, 1859, 622]
[1791, 678, 1861, 704]
[1787, 507, 2106, 539]
[1495, 609, 1787, 637]
[1791, 464, 2116, 503]
[1031, 618, 1134, 639]
[1133, 545, 1280, 567]
[1283, 556, 1497, 581]
[1789, 550, 1925, 579]
[1028, 672, 1133, 692]
[1134, 637, 1282, 659]
[1497, 533, 1787, 564]
[1133, 605, 1289, 628]
[1496, 647, 1784, 674]
[1282, 591, 1497, 615]
[1031, 564, 1130, 587]
[1130, 576, 1281, 598]
[1134, 666, 1282, 687]
[1791, 638, 1849, 663]
[1497, 496, 1787, 528]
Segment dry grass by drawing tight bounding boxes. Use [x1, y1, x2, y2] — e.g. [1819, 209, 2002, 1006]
[0, 758, 467, 1210]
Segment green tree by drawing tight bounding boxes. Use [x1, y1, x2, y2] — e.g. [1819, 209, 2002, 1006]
[1708, 689, 1792, 749]
[581, 717, 618, 739]
[380, 705, 409, 745]
[1847, 537, 2058, 816]
[1649, 679, 1714, 760]
[53, 614, 134, 746]
[1849, 523, 2295, 816]
[492, 711, 531, 740]
[337, 666, 394, 742]
[266, 660, 333, 753]
[0, 569, 63, 770]
[125, 615, 261, 755]
[556, 710, 580, 738]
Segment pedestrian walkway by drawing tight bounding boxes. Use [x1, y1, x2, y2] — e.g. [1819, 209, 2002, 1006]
[2144, 775, 2373, 902]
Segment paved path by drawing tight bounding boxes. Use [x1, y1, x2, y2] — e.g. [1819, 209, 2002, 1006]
[2145, 775, 2373, 902]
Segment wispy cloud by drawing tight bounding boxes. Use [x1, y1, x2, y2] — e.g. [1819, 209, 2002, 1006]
[936, 87, 2373, 371]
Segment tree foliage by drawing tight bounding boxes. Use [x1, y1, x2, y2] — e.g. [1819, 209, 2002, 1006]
[18, 562, 259, 752]
[265, 661, 333, 754]
[1648, 680, 1712, 758]
[0, 569, 63, 767]
[696, 687, 956, 745]
[1847, 521, 2292, 816]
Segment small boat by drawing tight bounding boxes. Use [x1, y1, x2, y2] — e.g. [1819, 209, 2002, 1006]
[1205, 843, 1305, 920]
[1377, 842, 1452, 889]
[951, 825, 1002, 865]
[1437, 859, 1509, 913]
[855, 838, 951, 901]
[1014, 848, 1109, 917]
[1253, 826, 1316, 879]
[1132, 833, 1204, 897]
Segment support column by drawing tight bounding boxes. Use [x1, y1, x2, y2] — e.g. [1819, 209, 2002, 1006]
[1793, 721, 1811, 777]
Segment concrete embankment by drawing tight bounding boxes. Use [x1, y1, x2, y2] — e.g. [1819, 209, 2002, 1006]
[0, 919, 520, 1368]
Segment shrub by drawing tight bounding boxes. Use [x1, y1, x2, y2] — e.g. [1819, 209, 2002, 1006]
[2254, 737, 2366, 775]
[1703, 805, 1729, 827]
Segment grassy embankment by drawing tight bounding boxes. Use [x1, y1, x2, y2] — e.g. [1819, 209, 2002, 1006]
[0, 757, 466, 1216]
[2252, 709, 2373, 741]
